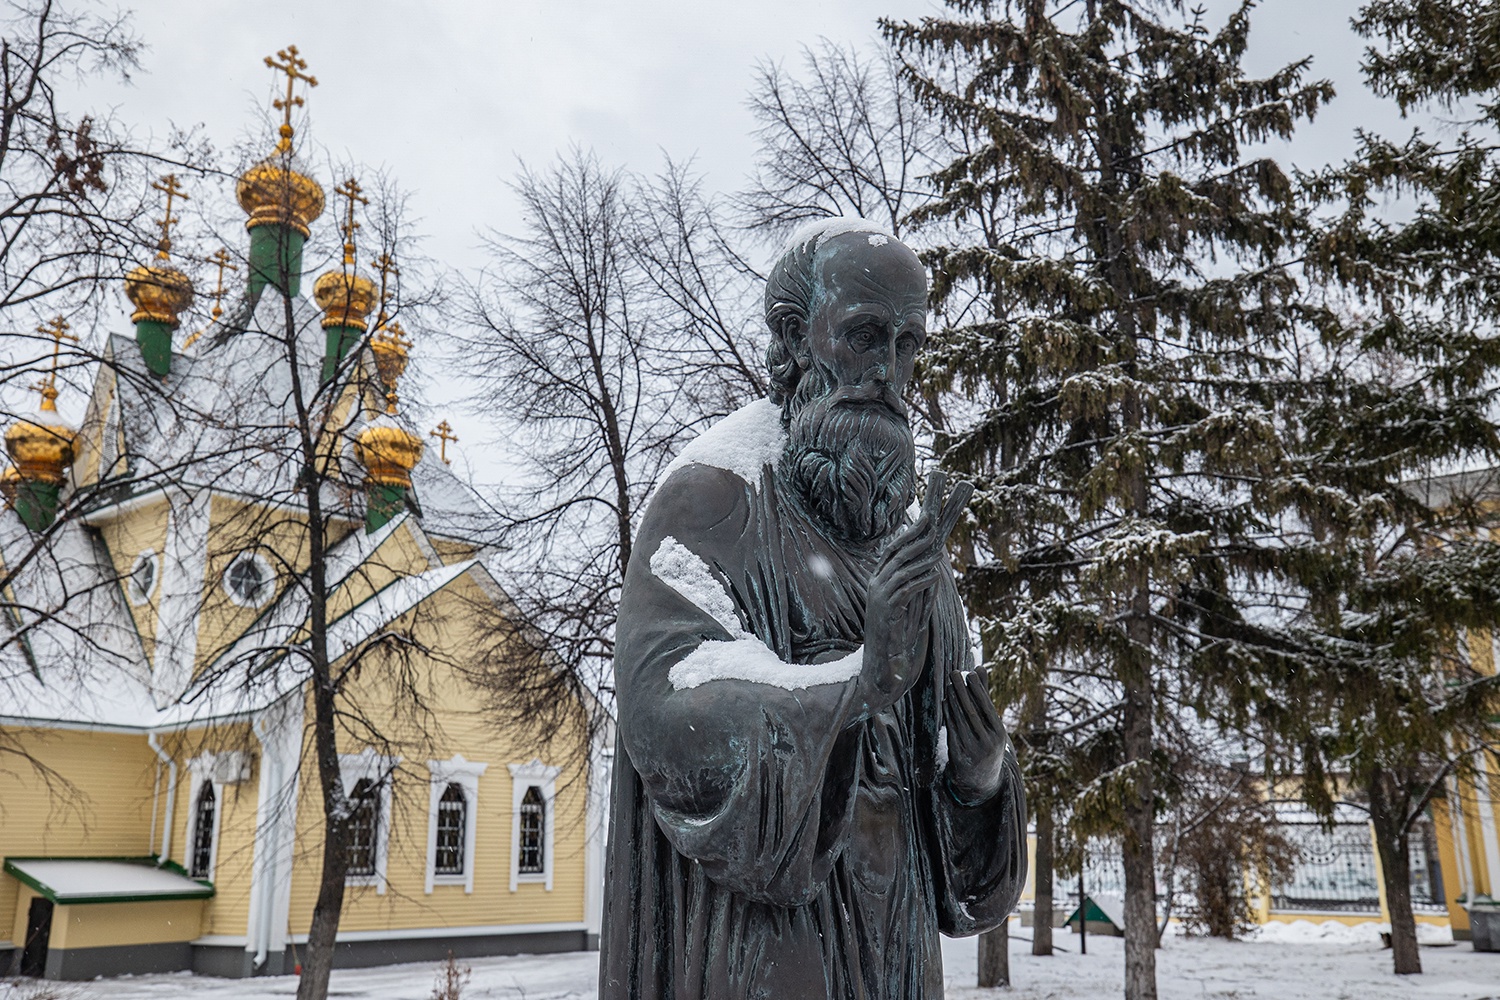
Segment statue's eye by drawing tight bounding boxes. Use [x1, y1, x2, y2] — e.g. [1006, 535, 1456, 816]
[849, 325, 878, 351]
[896, 334, 918, 355]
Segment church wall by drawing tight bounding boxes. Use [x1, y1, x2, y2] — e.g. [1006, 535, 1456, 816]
[94, 493, 173, 655]
[0, 728, 158, 944]
[158, 724, 261, 939]
[49, 897, 205, 949]
[282, 572, 592, 938]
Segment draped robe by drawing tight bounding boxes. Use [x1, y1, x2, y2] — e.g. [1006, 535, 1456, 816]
[600, 438, 1027, 1000]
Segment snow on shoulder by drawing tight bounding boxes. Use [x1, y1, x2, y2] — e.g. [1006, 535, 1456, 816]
[657, 397, 785, 491]
[650, 534, 863, 692]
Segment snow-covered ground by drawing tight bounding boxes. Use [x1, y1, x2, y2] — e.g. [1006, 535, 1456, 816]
[2, 921, 1496, 999]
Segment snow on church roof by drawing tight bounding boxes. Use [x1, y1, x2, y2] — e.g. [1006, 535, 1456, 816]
[3, 858, 214, 904]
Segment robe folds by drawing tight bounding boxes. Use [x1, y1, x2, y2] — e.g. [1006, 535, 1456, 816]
[600, 457, 1027, 1000]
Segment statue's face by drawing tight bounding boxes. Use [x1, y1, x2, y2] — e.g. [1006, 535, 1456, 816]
[803, 234, 928, 399]
[778, 232, 927, 545]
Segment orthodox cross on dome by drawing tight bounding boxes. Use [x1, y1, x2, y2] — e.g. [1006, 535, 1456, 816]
[370, 320, 412, 415]
[371, 252, 400, 329]
[430, 420, 457, 465]
[150, 174, 188, 260]
[334, 177, 368, 266]
[182, 249, 239, 350]
[264, 45, 317, 155]
[34, 316, 77, 410]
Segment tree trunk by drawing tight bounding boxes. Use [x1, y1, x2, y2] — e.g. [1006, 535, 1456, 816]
[1121, 668, 1157, 1000]
[1033, 806, 1055, 956]
[1369, 780, 1421, 975]
[297, 807, 349, 999]
[285, 274, 349, 1000]
[977, 917, 1010, 988]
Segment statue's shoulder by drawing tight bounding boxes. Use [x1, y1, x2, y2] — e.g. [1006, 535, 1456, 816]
[646, 462, 754, 539]
[657, 398, 785, 491]
[643, 398, 785, 541]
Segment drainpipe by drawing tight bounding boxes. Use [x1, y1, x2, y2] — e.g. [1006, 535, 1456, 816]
[254, 743, 279, 969]
[251, 708, 287, 971]
[147, 732, 176, 865]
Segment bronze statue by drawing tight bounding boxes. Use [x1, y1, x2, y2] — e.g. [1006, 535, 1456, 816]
[600, 221, 1027, 999]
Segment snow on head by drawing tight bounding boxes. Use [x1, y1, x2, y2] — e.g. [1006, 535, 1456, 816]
[649, 534, 864, 692]
[779, 216, 900, 260]
[656, 397, 785, 491]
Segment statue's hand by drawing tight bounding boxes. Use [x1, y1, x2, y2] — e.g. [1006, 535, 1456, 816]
[859, 471, 973, 716]
[944, 667, 1009, 805]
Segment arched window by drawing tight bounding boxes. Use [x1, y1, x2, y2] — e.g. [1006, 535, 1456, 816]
[434, 783, 466, 876]
[518, 785, 545, 874]
[347, 777, 380, 877]
[189, 783, 216, 878]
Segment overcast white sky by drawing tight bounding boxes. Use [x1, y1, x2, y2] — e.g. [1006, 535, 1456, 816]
[72, 0, 1432, 480]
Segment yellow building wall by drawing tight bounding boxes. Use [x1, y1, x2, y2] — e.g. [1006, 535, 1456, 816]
[1433, 797, 1472, 935]
[285, 571, 592, 936]
[0, 728, 158, 943]
[50, 898, 204, 949]
[157, 724, 261, 939]
[94, 493, 172, 657]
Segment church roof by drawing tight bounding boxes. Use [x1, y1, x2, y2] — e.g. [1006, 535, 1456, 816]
[86, 282, 490, 541]
[0, 500, 494, 730]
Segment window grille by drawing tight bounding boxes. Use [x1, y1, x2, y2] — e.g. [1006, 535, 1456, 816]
[519, 785, 545, 874]
[189, 783, 215, 878]
[435, 783, 466, 876]
[347, 778, 380, 877]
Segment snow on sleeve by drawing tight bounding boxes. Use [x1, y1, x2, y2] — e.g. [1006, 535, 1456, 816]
[649, 534, 863, 692]
[649, 536, 743, 636]
[656, 397, 786, 492]
[669, 639, 863, 692]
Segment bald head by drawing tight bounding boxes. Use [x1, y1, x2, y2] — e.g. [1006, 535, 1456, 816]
[764, 222, 928, 409]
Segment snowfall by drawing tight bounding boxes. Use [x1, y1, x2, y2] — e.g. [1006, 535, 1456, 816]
[3, 920, 1497, 1000]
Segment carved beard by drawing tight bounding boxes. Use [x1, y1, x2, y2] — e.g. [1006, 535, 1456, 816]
[780, 364, 917, 546]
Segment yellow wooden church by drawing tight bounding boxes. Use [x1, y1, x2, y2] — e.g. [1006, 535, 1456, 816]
[0, 49, 606, 981]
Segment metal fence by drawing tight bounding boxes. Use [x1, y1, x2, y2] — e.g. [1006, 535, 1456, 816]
[1268, 815, 1447, 913]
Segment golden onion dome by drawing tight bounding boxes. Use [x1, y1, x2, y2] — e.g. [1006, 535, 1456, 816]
[354, 414, 424, 489]
[124, 263, 194, 327]
[5, 387, 77, 486]
[1, 465, 21, 506]
[313, 269, 378, 331]
[236, 155, 325, 237]
[369, 321, 411, 394]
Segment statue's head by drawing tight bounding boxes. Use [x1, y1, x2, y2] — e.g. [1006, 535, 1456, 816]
[764, 221, 927, 545]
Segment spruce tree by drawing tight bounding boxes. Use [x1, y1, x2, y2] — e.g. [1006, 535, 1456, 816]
[1271, 0, 1500, 974]
[883, 3, 1331, 996]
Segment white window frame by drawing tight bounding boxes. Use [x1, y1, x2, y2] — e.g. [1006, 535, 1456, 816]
[223, 551, 275, 609]
[508, 759, 560, 892]
[425, 755, 488, 894]
[127, 549, 159, 605]
[185, 754, 224, 882]
[339, 749, 398, 894]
